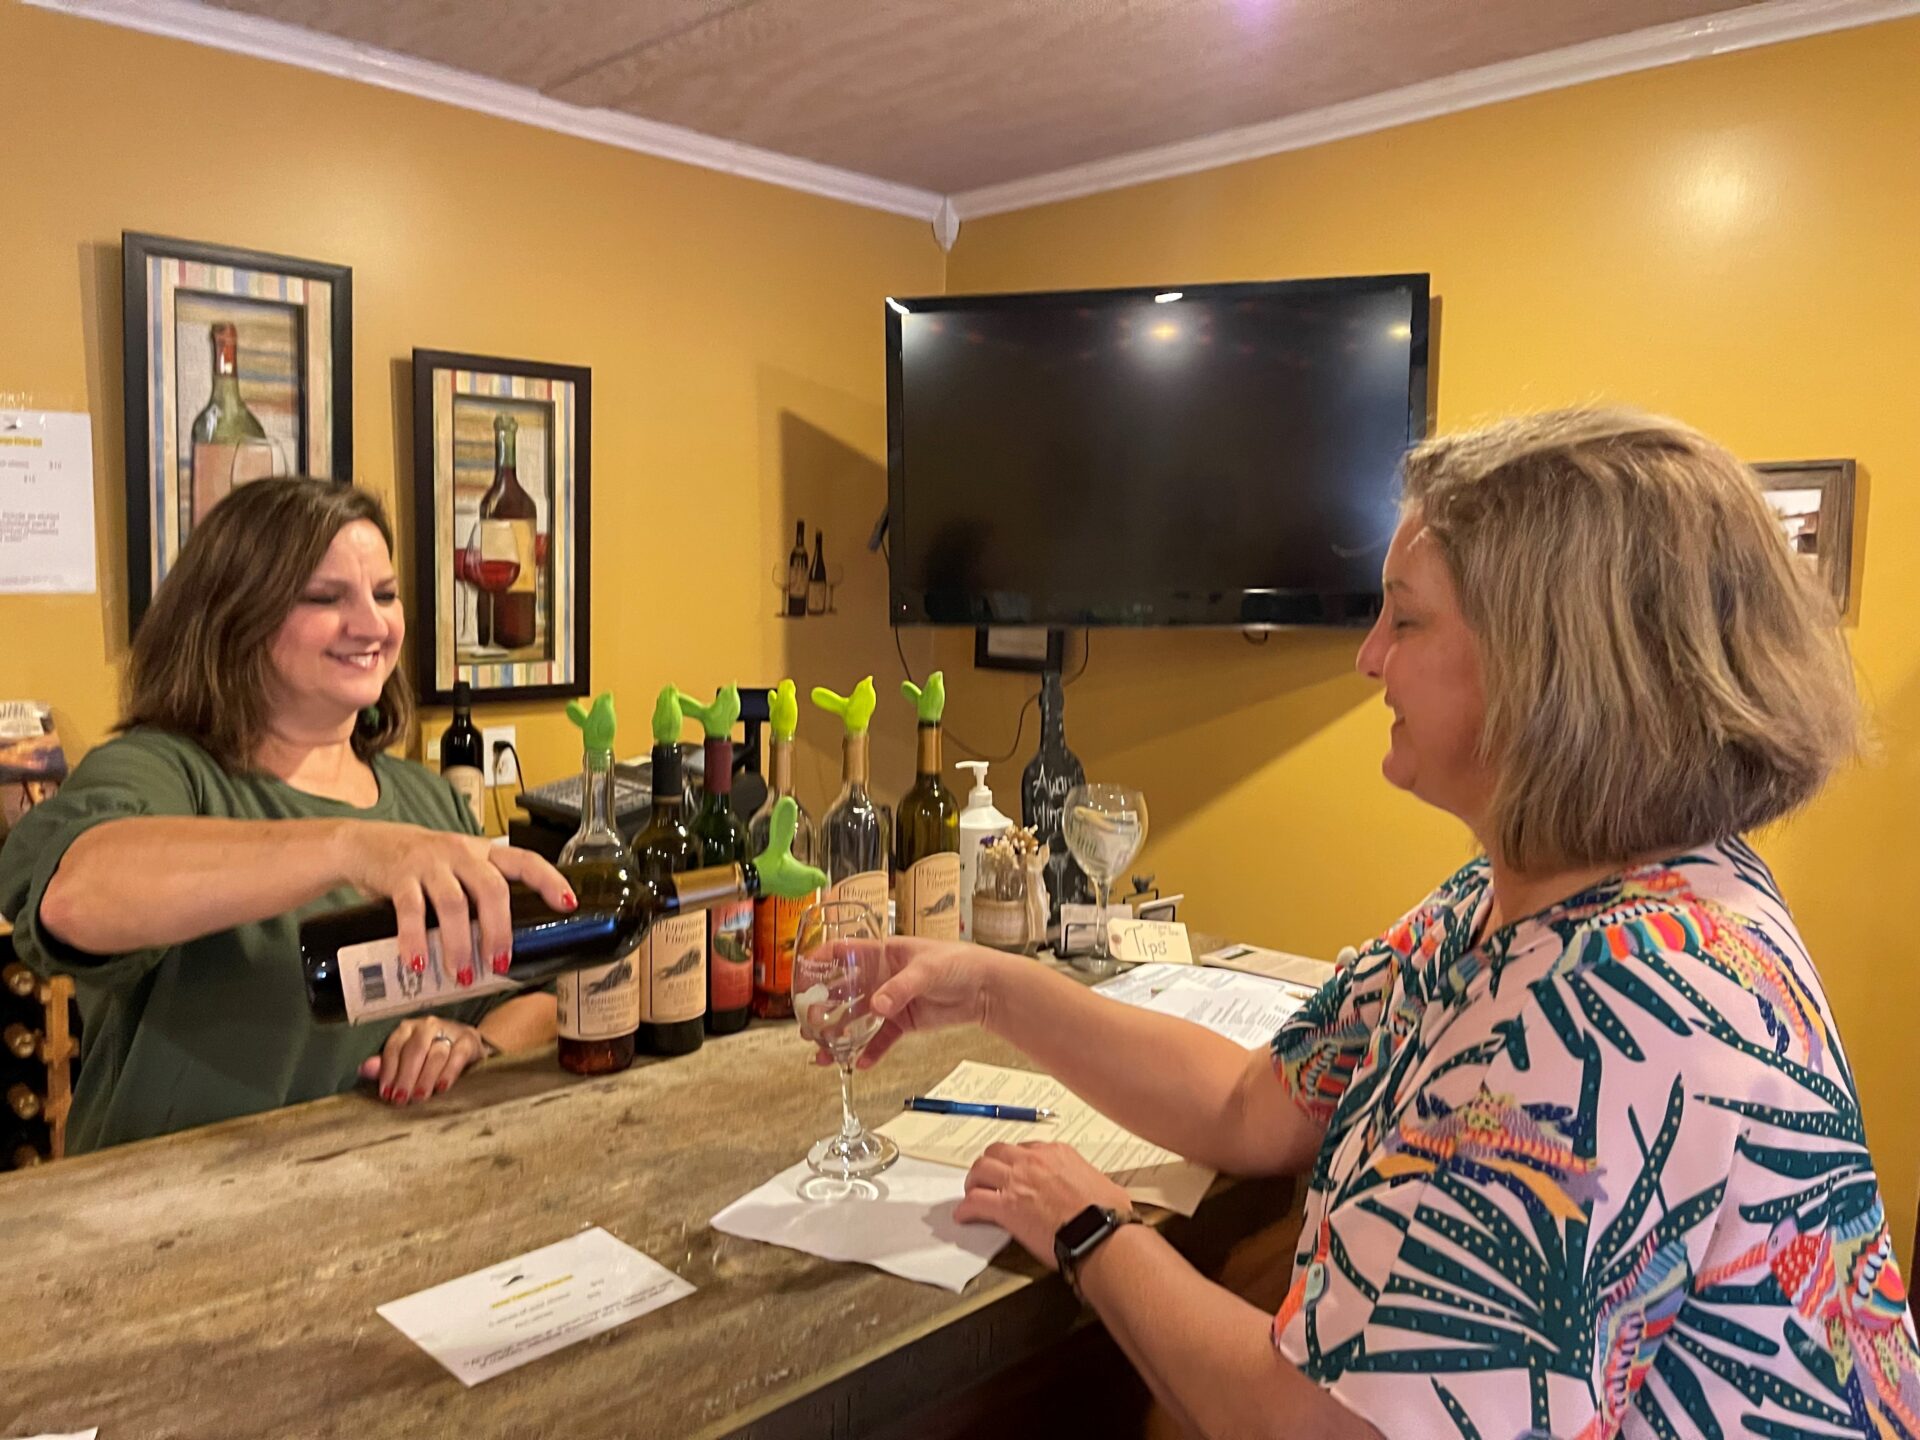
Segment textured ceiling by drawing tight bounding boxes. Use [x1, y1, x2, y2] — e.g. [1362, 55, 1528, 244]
[203, 0, 1767, 194]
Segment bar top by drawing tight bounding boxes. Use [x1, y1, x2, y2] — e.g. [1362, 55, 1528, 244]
[0, 998, 1299, 1439]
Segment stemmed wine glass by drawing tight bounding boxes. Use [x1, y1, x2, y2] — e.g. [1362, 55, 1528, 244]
[793, 899, 897, 1197]
[1061, 783, 1150, 972]
[458, 518, 521, 656]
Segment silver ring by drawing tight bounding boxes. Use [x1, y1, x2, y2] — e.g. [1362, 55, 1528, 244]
[429, 1033, 454, 1048]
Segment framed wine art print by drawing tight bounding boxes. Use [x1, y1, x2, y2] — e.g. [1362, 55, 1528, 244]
[411, 349, 592, 706]
[1753, 458, 1857, 614]
[121, 232, 353, 628]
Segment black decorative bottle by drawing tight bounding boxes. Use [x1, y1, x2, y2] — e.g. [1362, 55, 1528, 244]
[1021, 668, 1089, 921]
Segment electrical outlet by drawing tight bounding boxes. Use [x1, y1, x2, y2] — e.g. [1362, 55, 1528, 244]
[481, 724, 518, 785]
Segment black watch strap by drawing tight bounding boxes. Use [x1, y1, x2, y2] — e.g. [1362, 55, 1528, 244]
[1054, 1204, 1142, 1298]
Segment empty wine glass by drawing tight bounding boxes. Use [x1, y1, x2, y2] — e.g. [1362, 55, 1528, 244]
[793, 899, 897, 1196]
[1061, 783, 1149, 971]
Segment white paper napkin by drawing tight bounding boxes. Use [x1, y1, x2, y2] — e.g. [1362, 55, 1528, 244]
[711, 1156, 1012, 1292]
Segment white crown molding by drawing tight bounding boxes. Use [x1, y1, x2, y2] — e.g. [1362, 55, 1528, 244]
[24, 0, 945, 223]
[948, 0, 1920, 221]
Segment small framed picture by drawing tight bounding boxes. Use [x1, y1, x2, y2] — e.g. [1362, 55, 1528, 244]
[1753, 459, 1856, 612]
[974, 626, 1064, 673]
[411, 349, 592, 706]
[121, 232, 353, 628]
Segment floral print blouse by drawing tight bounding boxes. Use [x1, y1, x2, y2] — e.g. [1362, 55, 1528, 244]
[1271, 839, 1919, 1439]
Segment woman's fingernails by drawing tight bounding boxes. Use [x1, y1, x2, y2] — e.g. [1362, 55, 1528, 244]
[411, 1089, 425, 1103]
[409, 955, 427, 974]
[437, 1080, 450, 1094]
[379, 1087, 391, 1101]
[560, 893, 578, 911]
[456, 967, 474, 987]
[491, 952, 511, 975]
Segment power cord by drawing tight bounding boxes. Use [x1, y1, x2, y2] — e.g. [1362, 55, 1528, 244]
[894, 628, 1091, 764]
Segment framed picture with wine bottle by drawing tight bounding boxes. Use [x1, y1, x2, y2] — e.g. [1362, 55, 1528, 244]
[411, 349, 592, 705]
[121, 232, 353, 629]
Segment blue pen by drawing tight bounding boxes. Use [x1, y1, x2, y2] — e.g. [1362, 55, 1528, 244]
[904, 1097, 1056, 1123]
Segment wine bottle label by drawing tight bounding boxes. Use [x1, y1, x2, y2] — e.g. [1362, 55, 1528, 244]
[335, 929, 517, 1023]
[640, 911, 706, 1025]
[896, 853, 961, 940]
[444, 765, 485, 828]
[827, 870, 888, 923]
[555, 953, 640, 1040]
[506, 518, 537, 596]
[752, 890, 817, 1000]
[708, 898, 754, 1012]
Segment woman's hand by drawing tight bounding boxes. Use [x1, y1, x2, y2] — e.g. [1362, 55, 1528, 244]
[852, 938, 1008, 1068]
[953, 1141, 1135, 1268]
[331, 822, 576, 987]
[357, 1017, 490, 1104]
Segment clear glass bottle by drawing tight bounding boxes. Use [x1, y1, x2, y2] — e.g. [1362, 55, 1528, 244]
[554, 730, 639, 1075]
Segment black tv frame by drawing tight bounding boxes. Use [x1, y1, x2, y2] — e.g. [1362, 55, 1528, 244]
[885, 273, 1431, 629]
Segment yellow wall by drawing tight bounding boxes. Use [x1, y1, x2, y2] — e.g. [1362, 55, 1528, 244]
[942, 18, 1920, 1257]
[0, 0, 944, 821]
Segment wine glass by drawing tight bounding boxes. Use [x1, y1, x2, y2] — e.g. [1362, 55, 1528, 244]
[460, 519, 521, 656]
[1061, 783, 1149, 971]
[793, 899, 897, 1197]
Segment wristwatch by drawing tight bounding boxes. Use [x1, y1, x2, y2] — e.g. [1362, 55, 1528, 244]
[1054, 1203, 1142, 1298]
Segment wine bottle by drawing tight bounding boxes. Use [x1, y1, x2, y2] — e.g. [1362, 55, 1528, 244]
[894, 673, 961, 939]
[750, 680, 818, 1020]
[10, 1142, 47, 1170]
[811, 678, 891, 921]
[440, 680, 486, 828]
[554, 694, 639, 1075]
[1, 960, 35, 998]
[188, 321, 273, 525]
[807, 530, 828, 615]
[478, 413, 539, 651]
[2, 1024, 43, 1063]
[678, 686, 754, 1036]
[786, 520, 809, 617]
[6, 1082, 41, 1122]
[1022, 667, 1090, 921]
[632, 687, 707, 1055]
[300, 794, 822, 1026]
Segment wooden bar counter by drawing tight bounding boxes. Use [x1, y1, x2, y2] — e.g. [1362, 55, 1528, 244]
[0, 1001, 1302, 1439]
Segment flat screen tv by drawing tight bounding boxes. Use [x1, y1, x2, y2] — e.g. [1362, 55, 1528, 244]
[886, 274, 1430, 628]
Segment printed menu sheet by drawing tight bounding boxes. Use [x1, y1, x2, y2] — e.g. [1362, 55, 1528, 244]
[0, 410, 95, 594]
[1094, 962, 1319, 1050]
[877, 1060, 1214, 1215]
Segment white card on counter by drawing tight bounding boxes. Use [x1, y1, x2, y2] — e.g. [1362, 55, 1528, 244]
[1095, 962, 1318, 1049]
[1106, 917, 1192, 965]
[376, 1226, 693, 1387]
[0, 410, 96, 594]
[711, 1154, 1012, 1292]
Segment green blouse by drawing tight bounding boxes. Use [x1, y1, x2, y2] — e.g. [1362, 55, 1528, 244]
[0, 728, 495, 1153]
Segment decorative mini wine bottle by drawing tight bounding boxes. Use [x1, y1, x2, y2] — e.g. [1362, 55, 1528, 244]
[749, 680, 817, 1019]
[677, 684, 755, 1036]
[553, 693, 640, 1075]
[811, 677, 891, 922]
[893, 672, 960, 939]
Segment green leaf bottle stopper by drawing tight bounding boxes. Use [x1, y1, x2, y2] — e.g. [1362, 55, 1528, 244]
[768, 678, 799, 741]
[675, 684, 742, 739]
[564, 692, 617, 757]
[901, 670, 946, 724]
[651, 685, 685, 748]
[811, 675, 877, 734]
[752, 796, 826, 898]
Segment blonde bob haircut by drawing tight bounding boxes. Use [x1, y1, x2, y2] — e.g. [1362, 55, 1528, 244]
[121, 479, 413, 771]
[1401, 408, 1860, 874]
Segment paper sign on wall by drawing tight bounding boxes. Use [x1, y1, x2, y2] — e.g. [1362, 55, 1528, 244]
[0, 410, 96, 594]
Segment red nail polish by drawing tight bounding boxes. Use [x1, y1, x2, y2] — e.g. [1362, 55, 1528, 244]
[437, 1080, 450, 1094]
[379, 1087, 391, 1101]
[561, 893, 577, 911]
[491, 952, 511, 975]
[410, 955, 427, 974]
[456, 967, 474, 987]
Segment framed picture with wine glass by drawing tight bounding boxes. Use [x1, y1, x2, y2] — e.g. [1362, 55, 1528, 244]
[411, 349, 592, 706]
[121, 232, 353, 629]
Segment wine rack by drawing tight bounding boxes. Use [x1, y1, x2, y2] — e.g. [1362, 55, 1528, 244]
[0, 931, 75, 1170]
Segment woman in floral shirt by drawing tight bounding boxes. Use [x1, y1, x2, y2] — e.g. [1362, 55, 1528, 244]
[856, 408, 1915, 1438]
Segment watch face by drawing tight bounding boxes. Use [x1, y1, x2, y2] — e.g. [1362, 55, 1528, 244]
[1056, 1204, 1110, 1254]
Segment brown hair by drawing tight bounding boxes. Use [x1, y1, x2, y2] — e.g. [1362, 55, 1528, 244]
[1401, 407, 1860, 873]
[120, 480, 413, 770]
